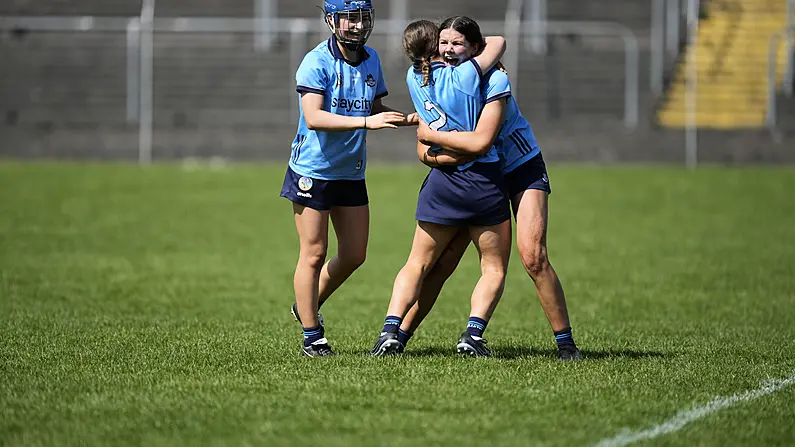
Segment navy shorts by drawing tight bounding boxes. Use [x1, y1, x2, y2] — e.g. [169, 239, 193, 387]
[415, 162, 510, 227]
[280, 166, 368, 211]
[504, 153, 552, 198]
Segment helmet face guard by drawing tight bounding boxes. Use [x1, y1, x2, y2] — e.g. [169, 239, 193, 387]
[327, 8, 375, 51]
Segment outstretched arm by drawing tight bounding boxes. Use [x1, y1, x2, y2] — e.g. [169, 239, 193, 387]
[417, 99, 506, 156]
[371, 98, 419, 126]
[301, 93, 406, 131]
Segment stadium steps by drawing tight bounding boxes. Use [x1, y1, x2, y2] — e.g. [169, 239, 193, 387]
[514, 46, 630, 121]
[0, 0, 141, 16]
[0, 32, 128, 126]
[155, 0, 253, 17]
[657, 0, 790, 128]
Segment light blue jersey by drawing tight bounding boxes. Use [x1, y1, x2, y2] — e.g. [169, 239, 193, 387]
[481, 68, 541, 174]
[290, 35, 388, 181]
[406, 60, 500, 171]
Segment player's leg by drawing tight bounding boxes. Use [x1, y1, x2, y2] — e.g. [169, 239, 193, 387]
[309, 178, 369, 311]
[292, 177, 368, 329]
[316, 204, 369, 304]
[292, 203, 333, 356]
[398, 228, 471, 348]
[457, 219, 512, 357]
[371, 221, 459, 356]
[513, 189, 580, 360]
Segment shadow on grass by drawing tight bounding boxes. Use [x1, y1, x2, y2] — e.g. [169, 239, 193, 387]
[495, 346, 671, 360]
[401, 346, 462, 358]
[399, 346, 671, 360]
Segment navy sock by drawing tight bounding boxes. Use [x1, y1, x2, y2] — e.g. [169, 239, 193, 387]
[466, 317, 488, 338]
[554, 327, 575, 348]
[303, 325, 324, 347]
[397, 329, 413, 346]
[382, 316, 402, 334]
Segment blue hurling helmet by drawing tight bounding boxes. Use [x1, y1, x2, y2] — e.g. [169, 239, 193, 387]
[324, 0, 375, 51]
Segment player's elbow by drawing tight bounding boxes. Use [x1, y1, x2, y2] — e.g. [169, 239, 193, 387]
[488, 36, 506, 52]
[303, 111, 322, 130]
[304, 117, 319, 130]
[471, 138, 495, 155]
[496, 36, 507, 52]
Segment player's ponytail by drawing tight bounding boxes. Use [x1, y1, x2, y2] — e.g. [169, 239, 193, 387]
[402, 20, 440, 88]
[420, 57, 432, 87]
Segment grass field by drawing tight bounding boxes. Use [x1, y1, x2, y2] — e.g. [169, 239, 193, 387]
[1, 161, 794, 446]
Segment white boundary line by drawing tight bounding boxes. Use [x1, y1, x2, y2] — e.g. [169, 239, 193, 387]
[595, 370, 795, 447]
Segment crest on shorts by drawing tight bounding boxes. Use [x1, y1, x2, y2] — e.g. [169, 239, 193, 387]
[542, 173, 549, 183]
[298, 176, 314, 191]
[365, 73, 376, 87]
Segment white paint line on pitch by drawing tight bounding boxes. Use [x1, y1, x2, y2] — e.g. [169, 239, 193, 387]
[594, 370, 795, 447]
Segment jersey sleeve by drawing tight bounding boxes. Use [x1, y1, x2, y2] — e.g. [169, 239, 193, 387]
[483, 69, 512, 104]
[450, 59, 483, 97]
[295, 52, 328, 96]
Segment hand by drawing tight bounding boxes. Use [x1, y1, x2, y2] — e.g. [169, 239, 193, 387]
[452, 152, 479, 165]
[365, 112, 405, 130]
[430, 149, 478, 167]
[417, 119, 434, 145]
[404, 112, 419, 126]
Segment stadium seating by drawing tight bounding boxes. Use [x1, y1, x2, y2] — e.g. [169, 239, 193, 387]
[658, 0, 790, 128]
[156, 0, 253, 17]
[0, 0, 141, 16]
[1, 0, 793, 162]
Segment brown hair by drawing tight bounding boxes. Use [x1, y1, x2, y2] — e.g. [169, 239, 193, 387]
[402, 20, 439, 87]
[439, 15, 484, 50]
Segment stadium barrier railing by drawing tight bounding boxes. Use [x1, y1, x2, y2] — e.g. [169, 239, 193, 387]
[766, 25, 795, 136]
[0, 15, 639, 163]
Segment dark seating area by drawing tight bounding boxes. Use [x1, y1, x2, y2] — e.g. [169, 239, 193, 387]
[1, 0, 791, 162]
[0, 0, 141, 16]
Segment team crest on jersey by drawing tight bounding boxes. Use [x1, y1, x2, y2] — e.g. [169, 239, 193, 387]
[298, 176, 314, 191]
[365, 73, 376, 87]
[336, 72, 343, 87]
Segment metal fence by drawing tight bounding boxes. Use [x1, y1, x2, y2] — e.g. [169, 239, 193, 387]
[0, 14, 641, 162]
[767, 25, 795, 135]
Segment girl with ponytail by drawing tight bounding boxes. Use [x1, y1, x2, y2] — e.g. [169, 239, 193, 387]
[370, 19, 509, 357]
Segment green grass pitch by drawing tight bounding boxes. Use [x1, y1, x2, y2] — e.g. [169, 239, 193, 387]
[1, 162, 794, 446]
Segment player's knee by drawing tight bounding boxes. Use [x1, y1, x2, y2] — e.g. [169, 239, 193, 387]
[520, 246, 549, 278]
[300, 245, 327, 270]
[404, 258, 434, 278]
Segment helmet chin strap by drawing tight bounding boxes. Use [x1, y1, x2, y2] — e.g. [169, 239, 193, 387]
[339, 39, 365, 51]
[326, 12, 370, 53]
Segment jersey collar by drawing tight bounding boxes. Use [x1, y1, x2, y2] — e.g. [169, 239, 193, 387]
[327, 35, 371, 67]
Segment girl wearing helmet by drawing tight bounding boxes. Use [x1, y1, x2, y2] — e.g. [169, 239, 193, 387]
[282, 0, 417, 357]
